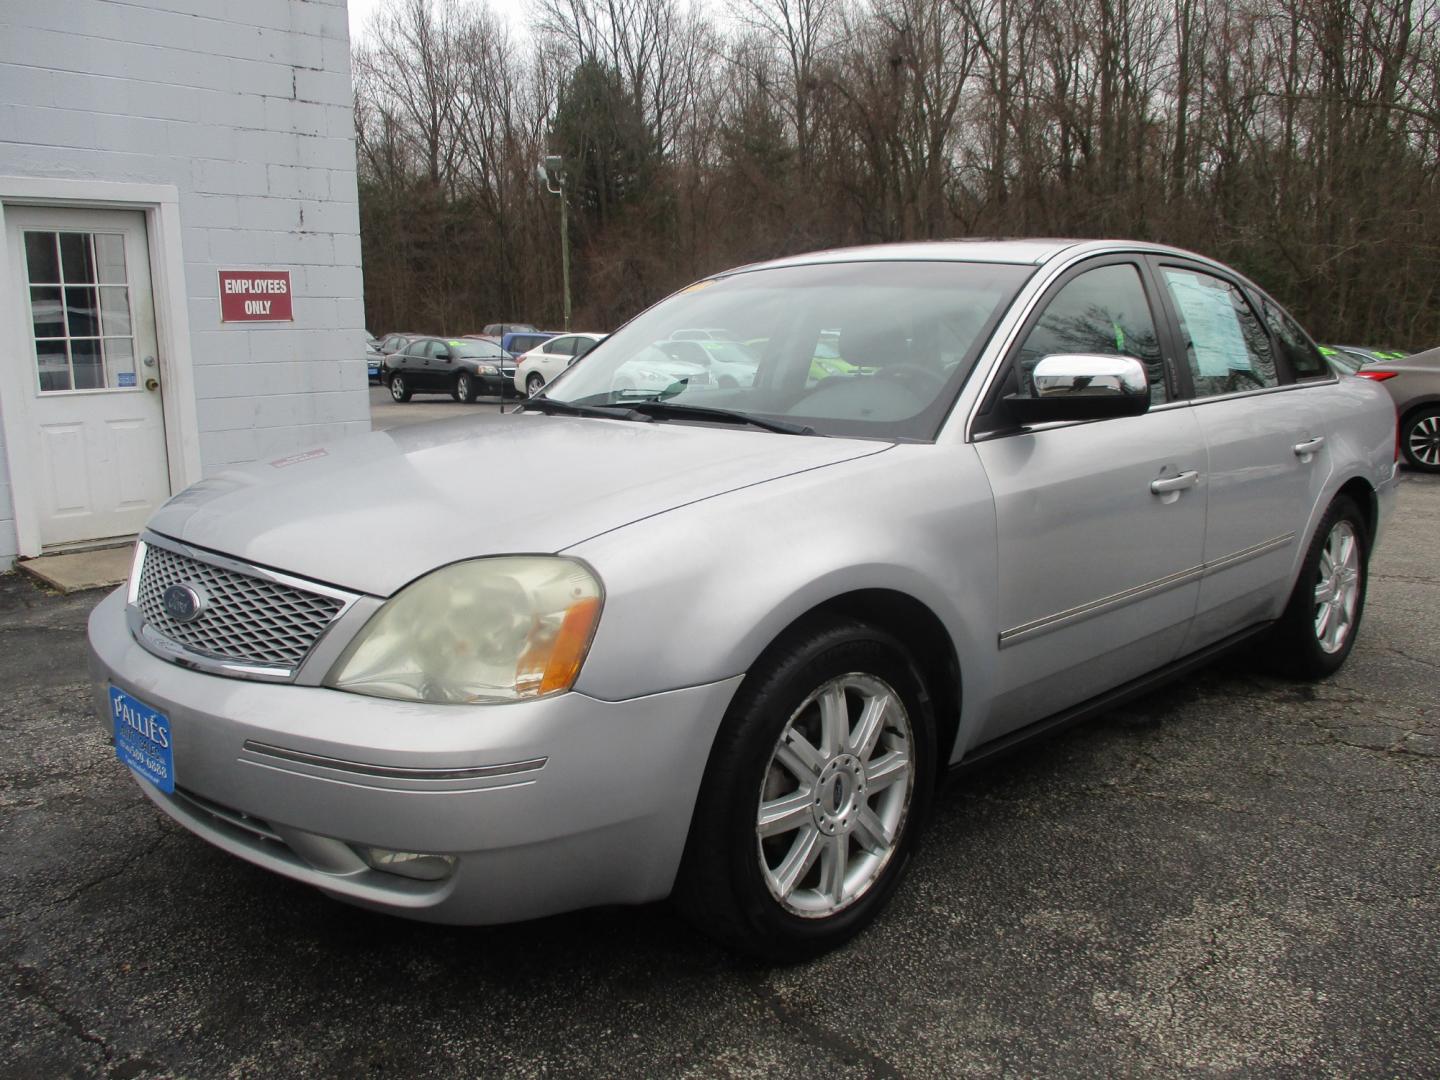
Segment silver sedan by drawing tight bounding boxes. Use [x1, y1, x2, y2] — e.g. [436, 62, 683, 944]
[89, 240, 1398, 960]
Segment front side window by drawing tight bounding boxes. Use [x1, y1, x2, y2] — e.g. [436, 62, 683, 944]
[1161, 268, 1277, 397]
[1014, 263, 1168, 405]
[545, 261, 1032, 440]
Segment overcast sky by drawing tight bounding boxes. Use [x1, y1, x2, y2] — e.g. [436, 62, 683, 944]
[347, 0, 535, 43]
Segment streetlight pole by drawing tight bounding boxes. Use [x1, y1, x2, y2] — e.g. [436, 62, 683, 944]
[540, 155, 571, 331]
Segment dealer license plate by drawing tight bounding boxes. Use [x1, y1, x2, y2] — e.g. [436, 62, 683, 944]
[110, 686, 175, 794]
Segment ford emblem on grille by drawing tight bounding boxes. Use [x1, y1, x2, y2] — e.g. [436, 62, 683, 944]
[162, 583, 206, 624]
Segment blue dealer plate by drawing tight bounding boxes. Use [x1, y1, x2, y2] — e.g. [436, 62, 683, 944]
[110, 686, 174, 794]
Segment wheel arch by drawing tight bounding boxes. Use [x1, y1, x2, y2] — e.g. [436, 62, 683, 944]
[1335, 475, 1379, 542]
[747, 588, 963, 778]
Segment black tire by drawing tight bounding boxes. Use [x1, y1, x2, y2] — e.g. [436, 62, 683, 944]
[1399, 406, 1440, 472]
[1269, 495, 1369, 679]
[454, 371, 476, 403]
[388, 373, 412, 403]
[674, 620, 936, 962]
[526, 372, 545, 397]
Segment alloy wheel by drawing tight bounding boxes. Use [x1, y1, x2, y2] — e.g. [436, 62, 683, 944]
[1407, 413, 1440, 468]
[756, 673, 914, 918]
[1313, 520, 1361, 654]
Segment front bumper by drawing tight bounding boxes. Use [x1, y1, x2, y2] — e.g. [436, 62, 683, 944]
[87, 587, 740, 923]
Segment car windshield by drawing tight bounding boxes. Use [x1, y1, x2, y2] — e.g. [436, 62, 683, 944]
[544, 260, 1032, 440]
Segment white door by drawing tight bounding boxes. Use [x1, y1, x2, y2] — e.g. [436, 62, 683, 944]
[5, 206, 170, 548]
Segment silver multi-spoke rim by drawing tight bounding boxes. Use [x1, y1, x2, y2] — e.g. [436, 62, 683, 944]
[528, 375, 544, 396]
[457, 375, 470, 399]
[390, 376, 404, 400]
[1408, 414, 1440, 467]
[756, 672, 915, 918]
[1313, 520, 1361, 654]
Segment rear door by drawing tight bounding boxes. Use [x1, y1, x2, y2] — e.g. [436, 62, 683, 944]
[1148, 257, 1327, 649]
[972, 256, 1207, 741]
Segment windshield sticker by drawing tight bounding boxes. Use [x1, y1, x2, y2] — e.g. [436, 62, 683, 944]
[677, 280, 715, 295]
[1164, 271, 1251, 376]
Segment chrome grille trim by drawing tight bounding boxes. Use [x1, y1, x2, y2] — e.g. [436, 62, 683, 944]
[129, 533, 360, 681]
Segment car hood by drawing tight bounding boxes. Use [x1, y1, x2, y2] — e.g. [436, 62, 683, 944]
[148, 413, 890, 596]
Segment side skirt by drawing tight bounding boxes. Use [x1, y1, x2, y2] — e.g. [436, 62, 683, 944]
[950, 621, 1275, 774]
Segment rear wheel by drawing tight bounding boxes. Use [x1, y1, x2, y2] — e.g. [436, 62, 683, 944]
[454, 371, 476, 402]
[1400, 407, 1440, 472]
[388, 373, 412, 402]
[526, 372, 545, 397]
[675, 620, 935, 961]
[1269, 496, 1368, 679]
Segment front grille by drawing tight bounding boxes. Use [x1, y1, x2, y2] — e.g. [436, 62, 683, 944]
[137, 543, 346, 670]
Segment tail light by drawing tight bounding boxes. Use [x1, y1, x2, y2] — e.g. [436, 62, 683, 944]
[1356, 370, 1398, 382]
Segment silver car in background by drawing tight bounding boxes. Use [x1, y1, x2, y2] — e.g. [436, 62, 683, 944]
[1347, 347, 1440, 472]
[89, 240, 1398, 960]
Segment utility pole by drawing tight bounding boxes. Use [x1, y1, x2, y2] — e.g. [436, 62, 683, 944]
[539, 155, 571, 331]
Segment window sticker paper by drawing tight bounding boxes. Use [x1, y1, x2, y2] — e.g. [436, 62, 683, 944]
[1164, 271, 1251, 376]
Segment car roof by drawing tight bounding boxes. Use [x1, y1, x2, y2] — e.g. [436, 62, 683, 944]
[727, 238, 1219, 275]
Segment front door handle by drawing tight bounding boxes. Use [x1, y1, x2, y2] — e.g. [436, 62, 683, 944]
[1294, 436, 1325, 457]
[1150, 470, 1200, 495]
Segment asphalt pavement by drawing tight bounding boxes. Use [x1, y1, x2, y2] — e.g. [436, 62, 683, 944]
[1, 467, 1436, 1078]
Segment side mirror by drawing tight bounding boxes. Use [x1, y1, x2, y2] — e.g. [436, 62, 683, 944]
[1004, 354, 1150, 422]
[435, 348, 451, 361]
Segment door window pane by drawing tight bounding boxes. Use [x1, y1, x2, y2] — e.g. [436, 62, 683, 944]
[71, 339, 105, 390]
[25, 232, 60, 283]
[31, 287, 64, 338]
[36, 340, 71, 392]
[66, 286, 101, 337]
[1162, 270, 1277, 396]
[103, 338, 137, 388]
[98, 287, 133, 335]
[59, 232, 95, 282]
[1016, 264, 1168, 404]
[94, 234, 127, 283]
[23, 229, 137, 393]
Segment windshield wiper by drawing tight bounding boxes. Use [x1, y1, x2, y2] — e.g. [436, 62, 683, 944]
[517, 398, 653, 423]
[622, 400, 818, 436]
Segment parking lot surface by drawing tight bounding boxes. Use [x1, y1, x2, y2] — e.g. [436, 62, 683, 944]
[1, 470, 1436, 1078]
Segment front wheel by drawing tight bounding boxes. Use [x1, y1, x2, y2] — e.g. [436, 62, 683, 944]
[1400, 407, 1440, 472]
[675, 620, 935, 961]
[388, 373, 412, 402]
[1269, 496, 1368, 679]
[454, 371, 475, 402]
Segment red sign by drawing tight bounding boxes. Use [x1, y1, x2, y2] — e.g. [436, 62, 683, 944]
[218, 270, 293, 322]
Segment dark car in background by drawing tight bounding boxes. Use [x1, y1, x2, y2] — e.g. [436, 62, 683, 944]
[385, 336, 518, 402]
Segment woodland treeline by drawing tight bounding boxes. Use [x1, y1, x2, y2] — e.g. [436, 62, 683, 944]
[354, 0, 1440, 348]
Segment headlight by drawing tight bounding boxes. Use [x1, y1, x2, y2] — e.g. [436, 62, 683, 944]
[325, 557, 602, 704]
[477, 364, 498, 375]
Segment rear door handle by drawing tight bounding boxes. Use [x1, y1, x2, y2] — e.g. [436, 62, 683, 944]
[1294, 436, 1325, 457]
[1150, 470, 1200, 494]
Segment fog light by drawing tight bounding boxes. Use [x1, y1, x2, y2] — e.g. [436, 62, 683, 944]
[361, 848, 457, 882]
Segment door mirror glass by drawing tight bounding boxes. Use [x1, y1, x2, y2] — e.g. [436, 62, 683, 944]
[435, 348, 450, 360]
[1005, 354, 1150, 422]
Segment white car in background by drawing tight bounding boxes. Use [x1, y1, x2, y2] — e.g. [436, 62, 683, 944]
[514, 333, 607, 396]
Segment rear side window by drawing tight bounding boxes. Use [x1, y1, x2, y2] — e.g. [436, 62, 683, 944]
[1161, 269, 1276, 397]
[1264, 300, 1330, 380]
[1016, 263, 1168, 405]
[548, 336, 577, 356]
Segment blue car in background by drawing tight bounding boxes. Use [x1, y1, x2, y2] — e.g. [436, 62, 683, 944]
[501, 330, 560, 358]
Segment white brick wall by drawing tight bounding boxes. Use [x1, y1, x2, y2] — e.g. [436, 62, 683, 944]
[0, 0, 368, 568]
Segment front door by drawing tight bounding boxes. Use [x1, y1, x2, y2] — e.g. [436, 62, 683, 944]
[971, 258, 1207, 742]
[5, 205, 170, 548]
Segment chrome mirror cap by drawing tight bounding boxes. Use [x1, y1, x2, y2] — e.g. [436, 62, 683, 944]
[1007, 354, 1151, 422]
